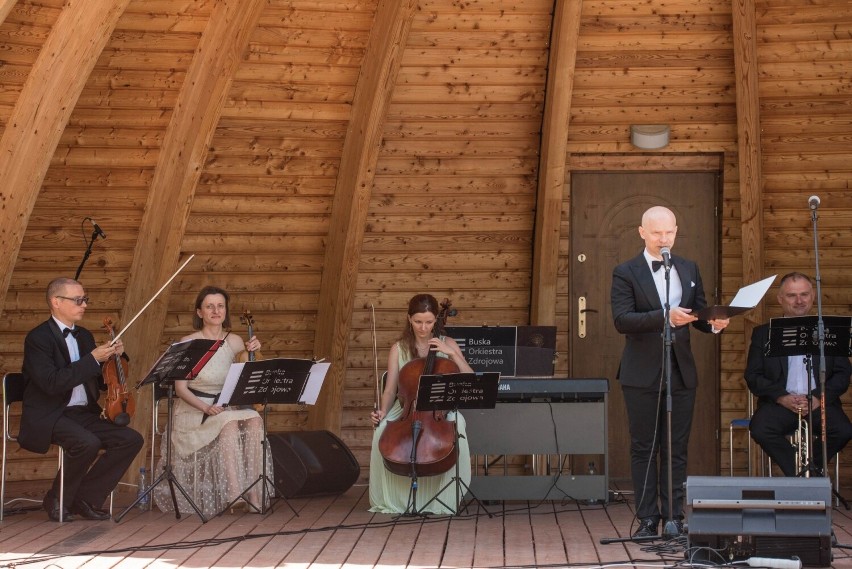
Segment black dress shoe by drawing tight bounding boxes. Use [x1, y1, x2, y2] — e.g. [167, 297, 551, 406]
[70, 500, 111, 521]
[632, 517, 659, 538]
[42, 494, 74, 522]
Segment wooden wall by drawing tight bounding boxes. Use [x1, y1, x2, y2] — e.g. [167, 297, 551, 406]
[0, 0, 851, 489]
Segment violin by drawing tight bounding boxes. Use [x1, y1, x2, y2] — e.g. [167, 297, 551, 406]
[378, 298, 458, 477]
[101, 317, 135, 426]
[238, 309, 264, 363]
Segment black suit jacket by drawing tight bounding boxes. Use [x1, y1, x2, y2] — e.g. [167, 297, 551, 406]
[745, 322, 851, 406]
[19, 318, 103, 454]
[611, 251, 712, 388]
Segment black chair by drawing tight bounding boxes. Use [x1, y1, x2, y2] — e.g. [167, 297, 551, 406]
[2, 372, 68, 521]
[2, 372, 118, 522]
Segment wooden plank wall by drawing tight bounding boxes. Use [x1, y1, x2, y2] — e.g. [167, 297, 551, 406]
[1, 0, 852, 489]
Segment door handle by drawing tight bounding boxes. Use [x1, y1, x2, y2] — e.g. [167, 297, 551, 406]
[578, 296, 587, 338]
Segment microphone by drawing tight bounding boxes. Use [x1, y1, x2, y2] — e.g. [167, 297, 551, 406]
[89, 218, 107, 239]
[808, 195, 820, 210]
[660, 247, 672, 269]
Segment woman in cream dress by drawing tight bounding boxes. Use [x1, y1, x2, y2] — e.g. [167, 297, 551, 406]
[154, 286, 272, 516]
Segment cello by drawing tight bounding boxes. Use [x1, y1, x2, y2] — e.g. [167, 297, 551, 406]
[378, 299, 458, 477]
[101, 317, 135, 426]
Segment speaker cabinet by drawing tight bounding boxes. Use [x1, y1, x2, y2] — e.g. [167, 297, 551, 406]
[268, 430, 360, 498]
[686, 476, 832, 567]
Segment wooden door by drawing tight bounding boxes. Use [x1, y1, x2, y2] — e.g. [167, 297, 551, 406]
[569, 171, 720, 480]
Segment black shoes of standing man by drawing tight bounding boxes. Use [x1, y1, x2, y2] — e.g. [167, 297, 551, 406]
[632, 516, 685, 539]
[632, 516, 659, 538]
[42, 491, 111, 521]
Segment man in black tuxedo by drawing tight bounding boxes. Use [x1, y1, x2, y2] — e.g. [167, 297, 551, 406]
[611, 206, 729, 538]
[746, 272, 852, 476]
[19, 277, 143, 521]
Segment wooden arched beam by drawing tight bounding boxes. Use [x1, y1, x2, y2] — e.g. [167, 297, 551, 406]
[732, 0, 765, 326]
[530, 0, 583, 326]
[307, 0, 418, 432]
[120, 0, 266, 473]
[732, 0, 764, 476]
[0, 0, 129, 305]
[0, 0, 17, 27]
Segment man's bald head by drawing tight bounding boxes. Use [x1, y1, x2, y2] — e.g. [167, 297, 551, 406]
[638, 206, 678, 259]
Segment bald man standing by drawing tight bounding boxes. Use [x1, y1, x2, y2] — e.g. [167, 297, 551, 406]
[611, 206, 728, 538]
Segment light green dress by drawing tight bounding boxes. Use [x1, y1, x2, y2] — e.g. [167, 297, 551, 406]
[368, 341, 472, 515]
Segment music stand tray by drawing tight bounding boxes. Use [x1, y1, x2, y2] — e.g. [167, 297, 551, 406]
[115, 339, 222, 523]
[414, 372, 500, 516]
[215, 357, 330, 516]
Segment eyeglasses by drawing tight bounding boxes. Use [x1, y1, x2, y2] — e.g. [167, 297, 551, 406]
[55, 296, 89, 306]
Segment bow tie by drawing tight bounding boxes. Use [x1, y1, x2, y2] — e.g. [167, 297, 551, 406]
[62, 327, 80, 338]
[652, 260, 665, 272]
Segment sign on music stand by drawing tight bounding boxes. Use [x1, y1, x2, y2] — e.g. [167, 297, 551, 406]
[415, 372, 500, 412]
[216, 357, 331, 515]
[767, 315, 852, 358]
[414, 372, 500, 516]
[116, 339, 222, 523]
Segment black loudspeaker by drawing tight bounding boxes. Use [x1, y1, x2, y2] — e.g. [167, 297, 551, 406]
[268, 430, 360, 498]
[686, 476, 832, 567]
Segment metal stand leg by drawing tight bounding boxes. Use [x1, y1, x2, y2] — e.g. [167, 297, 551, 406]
[115, 383, 207, 523]
[416, 411, 492, 517]
[219, 403, 297, 517]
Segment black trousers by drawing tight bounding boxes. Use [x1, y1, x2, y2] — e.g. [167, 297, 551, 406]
[750, 400, 852, 477]
[50, 406, 144, 507]
[622, 363, 695, 521]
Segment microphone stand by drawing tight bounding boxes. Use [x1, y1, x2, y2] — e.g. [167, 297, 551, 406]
[810, 203, 829, 476]
[74, 227, 101, 281]
[661, 260, 678, 539]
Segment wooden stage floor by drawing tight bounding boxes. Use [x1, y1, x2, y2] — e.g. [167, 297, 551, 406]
[3, 481, 852, 569]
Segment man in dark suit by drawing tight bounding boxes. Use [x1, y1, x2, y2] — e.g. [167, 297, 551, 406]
[746, 272, 852, 477]
[611, 206, 729, 538]
[19, 277, 143, 521]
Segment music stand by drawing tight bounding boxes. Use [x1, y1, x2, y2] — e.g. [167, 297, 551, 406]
[413, 371, 499, 517]
[115, 339, 222, 523]
[767, 316, 852, 501]
[216, 357, 329, 516]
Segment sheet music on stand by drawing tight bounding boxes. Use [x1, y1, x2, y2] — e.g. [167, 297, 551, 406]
[138, 339, 223, 387]
[766, 315, 852, 358]
[415, 372, 501, 411]
[218, 358, 331, 406]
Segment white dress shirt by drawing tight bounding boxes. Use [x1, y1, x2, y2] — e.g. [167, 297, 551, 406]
[53, 316, 88, 407]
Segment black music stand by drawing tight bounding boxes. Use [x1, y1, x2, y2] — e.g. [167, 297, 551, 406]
[115, 339, 222, 523]
[216, 357, 329, 517]
[767, 316, 852, 504]
[413, 371, 499, 517]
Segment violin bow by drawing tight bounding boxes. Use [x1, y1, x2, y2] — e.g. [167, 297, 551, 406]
[109, 254, 195, 345]
[371, 303, 381, 417]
